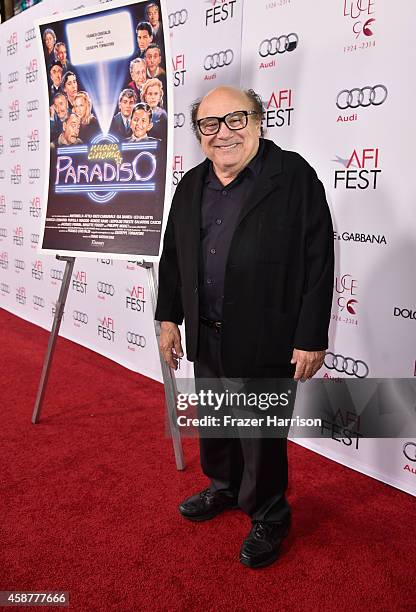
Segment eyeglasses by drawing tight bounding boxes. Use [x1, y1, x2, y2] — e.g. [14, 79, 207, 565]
[196, 110, 258, 135]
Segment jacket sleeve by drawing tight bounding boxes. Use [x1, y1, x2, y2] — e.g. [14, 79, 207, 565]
[154, 186, 184, 325]
[293, 167, 334, 351]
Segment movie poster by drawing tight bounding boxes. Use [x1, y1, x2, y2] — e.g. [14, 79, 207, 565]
[37, 0, 171, 259]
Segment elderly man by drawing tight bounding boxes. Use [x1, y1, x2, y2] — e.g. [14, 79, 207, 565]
[146, 2, 164, 47]
[51, 112, 82, 148]
[155, 86, 334, 569]
[50, 92, 69, 140]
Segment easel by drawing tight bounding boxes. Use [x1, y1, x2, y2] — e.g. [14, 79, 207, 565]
[31, 254, 185, 471]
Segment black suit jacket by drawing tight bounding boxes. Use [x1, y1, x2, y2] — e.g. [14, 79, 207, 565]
[109, 112, 132, 140]
[155, 139, 334, 377]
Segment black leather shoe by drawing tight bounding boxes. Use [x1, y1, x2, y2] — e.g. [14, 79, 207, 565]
[179, 488, 238, 522]
[239, 519, 290, 568]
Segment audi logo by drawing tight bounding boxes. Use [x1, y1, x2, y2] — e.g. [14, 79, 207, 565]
[204, 49, 234, 70]
[10, 137, 20, 148]
[73, 310, 88, 324]
[126, 332, 146, 348]
[14, 259, 25, 270]
[50, 268, 64, 281]
[27, 99, 39, 112]
[0, 228, 7, 237]
[12, 200, 23, 210]
[1, 283, 10, 293]
[258, 33, 298, 57]
[403, 442, 416, 462]
[174, 113, 185, 128]
[336, 85, 388, 109]
[97, 282, 115, 296]
[169, 9, 188, 27]
[28, 168, 40, 179]
[324, 352, 369, 378]
[8, 71, 19, 83]
[30, 233, 39, 243]
[25, 28, 36, 42]
[0, 170, 5, 179]
[33, 295, 45, 308]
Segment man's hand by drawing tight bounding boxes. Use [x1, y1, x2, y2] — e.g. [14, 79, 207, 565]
[159, 321, 184, 370]
[291, 348, 326, 381]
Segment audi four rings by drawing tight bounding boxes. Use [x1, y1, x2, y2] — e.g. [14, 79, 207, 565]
[324, 352, 369, 378]
[73, 311, 88, 324]
[97, 282, 115, 296]
[204, 49, 234, 70]
[336, 85, 388, 109]
[403, 442, 416, 462]
[126, 332, 146, 348]
[258, 33, 298, 57]
[50, 269, 64, 281]
[169, 9, 188, 27]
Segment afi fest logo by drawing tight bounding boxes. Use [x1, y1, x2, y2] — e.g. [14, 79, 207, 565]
[333, 148, 380, 189]
[98, 316, 115, 342]
[172, 155, 184, 186]
[334, 273, 358, 325]
[11, 164, 22, 184]
[16, 286, 26, 305]
[72, 270, 87, 293]
[9, 99, 19, 122]
[0, 195, 5, 213]
[27, 129, 40, 152]
[32, 260, 43, 280]
[262, 89, 294, 129]
[0, 251, 9, 269]
[29, 197, 41, 217]
[320, 408, 363, 449]
[7, 32, 18, 55]
[205, 0, 237, 26]
[13, 226, 23, 246]
[343, 0, 375, 39]
[172, 54, 186, 87]
[126, 285, 146, 312]
[26, 59, 38, 84]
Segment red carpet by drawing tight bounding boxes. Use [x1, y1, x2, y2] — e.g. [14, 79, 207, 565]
[1, 308, 415, 611]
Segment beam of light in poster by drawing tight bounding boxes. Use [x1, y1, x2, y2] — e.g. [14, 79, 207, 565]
[36, 0, 171, 260]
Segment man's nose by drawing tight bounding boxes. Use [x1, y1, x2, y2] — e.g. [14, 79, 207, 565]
[216, 120, 233, 139]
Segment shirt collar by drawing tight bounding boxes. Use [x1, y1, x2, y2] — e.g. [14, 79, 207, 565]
[205, 138, 265, 188]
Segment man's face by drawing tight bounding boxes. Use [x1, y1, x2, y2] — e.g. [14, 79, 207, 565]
[73, 96, 87, 120]
[144, 85, 161, 109]
[137, 29, 152, 52]
[147, 6, 159, 28]
[145, 48, 160, 73]
[131, 62, 147, 87]
[54, 96, 68, 121]
[63, 114, 80, 143]
[64, 75, 78, 100]
[130, 109, 152, 139]
[197, 88, 261, 175]
[56, 45, 67, 64]
[119, 95, 135, 118]
[50, 65, 62, 88]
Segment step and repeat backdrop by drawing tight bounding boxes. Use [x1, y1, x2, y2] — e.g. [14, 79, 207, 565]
[0, 0, 415, 495]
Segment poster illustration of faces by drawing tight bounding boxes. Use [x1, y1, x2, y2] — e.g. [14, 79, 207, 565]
[38, 0, 169, 258]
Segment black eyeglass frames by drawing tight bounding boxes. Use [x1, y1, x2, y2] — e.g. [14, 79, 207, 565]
[196, 110, 259, 135]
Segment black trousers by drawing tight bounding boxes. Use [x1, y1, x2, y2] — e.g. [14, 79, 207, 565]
[194, 322, 297, 523]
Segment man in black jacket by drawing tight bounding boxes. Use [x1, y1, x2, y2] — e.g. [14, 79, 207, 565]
[155, 86, 334, 568]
